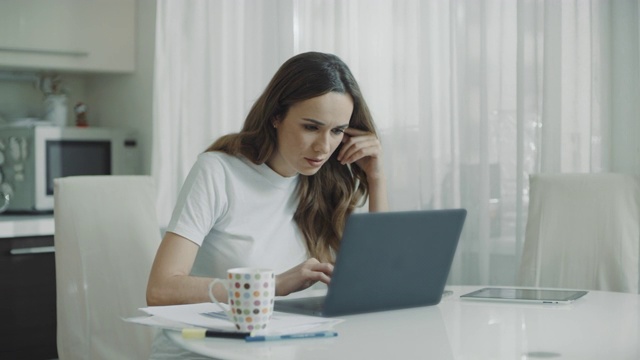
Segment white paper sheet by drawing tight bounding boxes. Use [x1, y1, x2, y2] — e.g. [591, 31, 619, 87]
[134, 302, 342, 335]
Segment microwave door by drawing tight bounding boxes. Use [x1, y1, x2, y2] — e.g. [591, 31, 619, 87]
[35, 127, 113, 211]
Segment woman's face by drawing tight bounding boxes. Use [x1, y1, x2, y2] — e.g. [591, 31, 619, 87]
[268, 92, 354, 177]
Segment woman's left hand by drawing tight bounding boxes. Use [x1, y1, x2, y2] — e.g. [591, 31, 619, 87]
[337, 128, 384, 181]
[275, 258, 333, 297]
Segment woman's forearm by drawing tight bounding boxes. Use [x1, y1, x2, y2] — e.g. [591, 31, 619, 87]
[367, 176, 389, 212]
[146, 274, 227, 306]
[146, 232, 228, 306]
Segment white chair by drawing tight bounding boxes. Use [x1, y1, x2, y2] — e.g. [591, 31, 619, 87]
[54, 176, 161, 359]
[518, 173, 640, 293]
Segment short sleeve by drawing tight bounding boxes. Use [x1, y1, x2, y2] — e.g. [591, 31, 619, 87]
[166, 153, 228, 246]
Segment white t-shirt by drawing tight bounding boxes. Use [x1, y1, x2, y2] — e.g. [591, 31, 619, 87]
[151, 151, 308, 359]
[168, 151, 308, 277]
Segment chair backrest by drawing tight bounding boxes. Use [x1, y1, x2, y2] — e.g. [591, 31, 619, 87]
[54, 175, 160, 359]
[518, 173, 640, 294]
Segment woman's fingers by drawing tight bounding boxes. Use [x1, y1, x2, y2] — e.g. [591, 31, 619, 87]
[303, 262, 333, 284]
[338, 129, 381, 164]
[276, 259, 334, 296]
[339, 137, 380, 164]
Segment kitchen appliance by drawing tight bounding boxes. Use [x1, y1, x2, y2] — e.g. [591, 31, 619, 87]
[0, 125, 140, 213]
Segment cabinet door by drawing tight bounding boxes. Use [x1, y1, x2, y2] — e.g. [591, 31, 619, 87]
[0, 236, 57, 359]
[0, 0, 135, 73]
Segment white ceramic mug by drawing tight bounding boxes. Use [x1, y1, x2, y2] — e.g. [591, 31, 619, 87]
[208, 268, 276, 333]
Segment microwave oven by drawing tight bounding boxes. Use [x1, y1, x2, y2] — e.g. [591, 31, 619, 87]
[0, 125, 140, 213]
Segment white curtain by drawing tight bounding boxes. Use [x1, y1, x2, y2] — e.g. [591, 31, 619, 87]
[152, 0, 296, 225]
[152, 0, 640, 286]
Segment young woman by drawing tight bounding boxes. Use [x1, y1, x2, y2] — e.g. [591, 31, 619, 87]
[146, 51, 388, 358]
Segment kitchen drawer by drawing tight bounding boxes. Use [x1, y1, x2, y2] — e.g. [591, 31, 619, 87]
[0, 235, 57, 359]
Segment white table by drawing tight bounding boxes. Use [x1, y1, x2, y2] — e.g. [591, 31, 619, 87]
[165, 286, 640, 359]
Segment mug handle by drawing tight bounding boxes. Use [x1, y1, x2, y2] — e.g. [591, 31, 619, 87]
[208, 279, 235, 321]
[0, 192, 9, 213]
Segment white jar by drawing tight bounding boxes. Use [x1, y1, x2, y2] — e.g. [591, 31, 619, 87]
[44, 94, 68, 127]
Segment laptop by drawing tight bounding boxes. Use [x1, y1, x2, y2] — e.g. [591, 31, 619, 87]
[274, 209, 467, 317]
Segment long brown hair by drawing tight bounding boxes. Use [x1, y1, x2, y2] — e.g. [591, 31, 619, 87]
[207, 52, 377, 262]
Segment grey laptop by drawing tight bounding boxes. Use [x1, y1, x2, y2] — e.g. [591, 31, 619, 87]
[274, 209, 467, 317]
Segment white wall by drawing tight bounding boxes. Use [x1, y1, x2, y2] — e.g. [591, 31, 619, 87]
[0, 74, 87, 124]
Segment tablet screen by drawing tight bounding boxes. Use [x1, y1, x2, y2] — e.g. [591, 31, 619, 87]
[460, 287, 588, 304]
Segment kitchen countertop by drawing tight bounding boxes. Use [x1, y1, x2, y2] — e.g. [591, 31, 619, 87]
[0, 214, 55, 238]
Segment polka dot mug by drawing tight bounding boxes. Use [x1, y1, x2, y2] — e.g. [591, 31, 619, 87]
[208, 268, 276, 333]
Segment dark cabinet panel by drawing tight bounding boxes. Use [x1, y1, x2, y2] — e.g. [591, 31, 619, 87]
[0, 236, 57, 359]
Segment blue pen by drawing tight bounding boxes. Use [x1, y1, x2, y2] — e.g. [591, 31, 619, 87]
[245, 330, 338, 342]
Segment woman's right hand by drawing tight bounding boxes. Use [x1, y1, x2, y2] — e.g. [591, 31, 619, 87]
[275, 258, 333, 297]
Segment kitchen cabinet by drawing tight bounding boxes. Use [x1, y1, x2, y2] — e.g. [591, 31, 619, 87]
[0, 235, 57, 359]
[0, 0, 135, 73]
